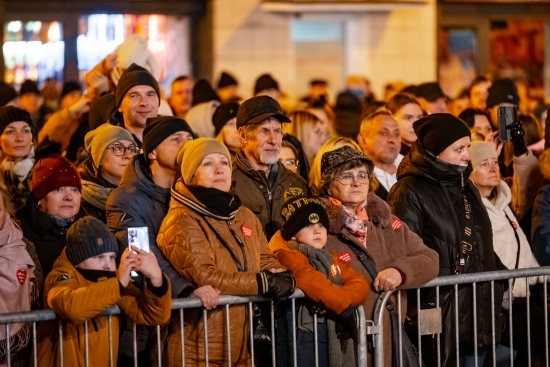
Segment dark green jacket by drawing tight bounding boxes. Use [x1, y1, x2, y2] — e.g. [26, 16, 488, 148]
[232, 149, 308, 240]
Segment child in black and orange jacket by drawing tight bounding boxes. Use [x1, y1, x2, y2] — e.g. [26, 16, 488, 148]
[269, 192, 370, 367]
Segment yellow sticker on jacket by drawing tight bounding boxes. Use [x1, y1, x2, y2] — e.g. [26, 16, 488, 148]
[330, 264, 340, 278]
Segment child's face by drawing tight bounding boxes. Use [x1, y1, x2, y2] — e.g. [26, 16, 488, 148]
[295, 223, 327, 249]
[77, 252, 117, 272]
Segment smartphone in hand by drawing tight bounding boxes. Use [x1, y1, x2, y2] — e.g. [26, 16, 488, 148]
[497, 105, 517, 142]
[127, 227, 149, 277]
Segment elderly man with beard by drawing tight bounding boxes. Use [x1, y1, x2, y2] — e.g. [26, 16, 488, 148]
[357, 110, 402, 201]
[233, 96, 308, 240]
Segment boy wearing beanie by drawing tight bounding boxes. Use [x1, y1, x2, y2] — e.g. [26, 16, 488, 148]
[36, 216, 171, 367]
[269, 189, 369, 367]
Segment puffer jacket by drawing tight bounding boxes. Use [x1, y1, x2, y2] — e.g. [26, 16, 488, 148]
[16, 195, 86, 278]
[387, 142, 505, 366]
[157, 180, 282, 367]
[106, 154, 192, 298]
[35, 249, 172, 367]
[232, 149, 308, 240]
[322, 192, 439, 367]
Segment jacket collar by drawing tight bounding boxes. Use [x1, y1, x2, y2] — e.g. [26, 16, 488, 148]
[119, 154, 169, 204]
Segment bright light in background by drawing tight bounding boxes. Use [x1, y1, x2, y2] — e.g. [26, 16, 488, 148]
[7, 21, 22, 33]
[48, 22, 61, 43]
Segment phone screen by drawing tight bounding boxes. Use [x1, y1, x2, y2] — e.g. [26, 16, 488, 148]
[497, 105, 517, 142]
[127, 227, 149, 278]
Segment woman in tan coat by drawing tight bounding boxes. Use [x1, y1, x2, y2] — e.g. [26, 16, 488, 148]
[157, 138, 295, 366]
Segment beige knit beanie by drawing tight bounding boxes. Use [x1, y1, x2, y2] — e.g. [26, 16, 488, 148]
[84, 123, 136, 169]
[177, 138, 231, 185]
[468, 141, 498, 169]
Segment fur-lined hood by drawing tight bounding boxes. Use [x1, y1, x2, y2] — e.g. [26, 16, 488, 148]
[320, 192, 392, 235]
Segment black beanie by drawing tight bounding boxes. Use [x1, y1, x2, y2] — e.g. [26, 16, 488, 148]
[66, 216, 119, 266]
[19, 80, 40, 96]
[254, 74, 279, 95]
[0, 106, 33, 135]
[192, 79, 221, 106]
[213, 102, 239, 136]
[413, 113, 471, 156]
[143, 116, 194, 157]
[0, 83, 17, 107]
[486, 78, 519, 108]
[281, 189, 329, 241]
[61, 81, 82, 99]
[115, 63, 160, 107]
[217, 71, 238, 89]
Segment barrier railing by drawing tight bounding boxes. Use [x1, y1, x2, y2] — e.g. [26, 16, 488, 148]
[0, 289, 369, 367]
[372, 266, 550, 367]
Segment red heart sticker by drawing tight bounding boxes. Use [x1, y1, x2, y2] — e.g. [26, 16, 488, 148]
[16, 269, 27, 285]
[338, 252, 352, 263]
[391, 218, 403, 231]
[241, 225, 253, 237]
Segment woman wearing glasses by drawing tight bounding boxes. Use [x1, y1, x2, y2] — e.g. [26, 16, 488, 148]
[78, 124, 139, 221]
[313, 145, 438, 367]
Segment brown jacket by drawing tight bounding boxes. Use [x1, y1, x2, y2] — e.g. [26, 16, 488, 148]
[35, 249, 172, 367]
[157, 181, 282, 366]
[322, 193, 439, 366]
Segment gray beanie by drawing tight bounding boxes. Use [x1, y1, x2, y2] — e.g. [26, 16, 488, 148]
[469, 141, 497, 169]
[84, 123, 136, 169]
[66, 216, 119, 266]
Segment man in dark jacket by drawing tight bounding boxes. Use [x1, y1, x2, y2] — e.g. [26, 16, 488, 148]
[233, 96, 308, 240]
[387, 113, 505, 366]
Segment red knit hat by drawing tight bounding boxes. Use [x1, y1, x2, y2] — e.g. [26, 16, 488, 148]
[32, 153, 81, 201]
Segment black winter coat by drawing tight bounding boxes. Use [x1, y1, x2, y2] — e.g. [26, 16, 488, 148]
[16, 196, 86, 278]
[387, 142, 504, 366]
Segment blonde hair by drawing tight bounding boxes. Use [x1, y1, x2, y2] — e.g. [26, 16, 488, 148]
[309, 137, 362, 194]
[286, 110, 321, 143]
[0, 181, 14, 217]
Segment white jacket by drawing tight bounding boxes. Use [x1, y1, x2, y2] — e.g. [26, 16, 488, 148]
[481, 180, 541, 298]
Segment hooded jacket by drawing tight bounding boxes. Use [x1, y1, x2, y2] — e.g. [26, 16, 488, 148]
[35, 249, 171, 367]
[387, 142, 504, 366]
[106, 154, 192, 298]
[157, 180, 282, 367]
[232, 149, 308, 240]
[322, 192, 438, 367]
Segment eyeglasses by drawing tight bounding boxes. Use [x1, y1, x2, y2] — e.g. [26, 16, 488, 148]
[279, 158, 299, 168]
[335, 172, 370, 185]
[107, 144, 140, 157]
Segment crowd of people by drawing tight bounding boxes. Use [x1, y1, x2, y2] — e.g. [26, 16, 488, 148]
[0, 34, 550, 367]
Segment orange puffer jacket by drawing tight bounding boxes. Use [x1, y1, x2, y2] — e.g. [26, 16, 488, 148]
[35, 249, 172, 367]
[157, 181, 282, 367]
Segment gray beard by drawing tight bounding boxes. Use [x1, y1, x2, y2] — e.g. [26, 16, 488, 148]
[260, 152, 279, 165]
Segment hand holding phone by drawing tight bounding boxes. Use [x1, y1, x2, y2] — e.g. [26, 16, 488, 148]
[497, 105, 517, 142]
[128, 227, 149, 277]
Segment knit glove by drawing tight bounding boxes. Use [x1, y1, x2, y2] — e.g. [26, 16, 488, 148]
[257, 270, 296, 300]
[510, 119, 528, 156]
[335, 305, 356, 340]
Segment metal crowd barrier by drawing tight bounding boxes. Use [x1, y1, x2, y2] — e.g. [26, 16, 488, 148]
[0, 289, 369, 367]
[372, 266, 550, 367]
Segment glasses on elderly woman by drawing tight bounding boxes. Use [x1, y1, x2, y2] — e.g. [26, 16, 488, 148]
[107, 144, 140, 157]
[335, 171, 370, 185]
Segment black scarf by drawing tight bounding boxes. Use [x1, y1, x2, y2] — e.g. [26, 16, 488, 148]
[77, 268, 116, 282]
[172, 183, 241, 220]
